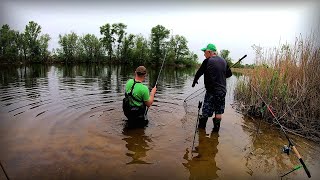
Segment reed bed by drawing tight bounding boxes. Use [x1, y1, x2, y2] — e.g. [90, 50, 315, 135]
[235, 33, 320, 142]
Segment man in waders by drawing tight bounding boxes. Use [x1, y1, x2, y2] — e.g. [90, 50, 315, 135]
[192, 44, 232, 132]
[123, 66, 157, 127]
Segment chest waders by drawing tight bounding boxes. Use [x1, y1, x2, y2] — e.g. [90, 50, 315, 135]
[122, 80, 146, 121]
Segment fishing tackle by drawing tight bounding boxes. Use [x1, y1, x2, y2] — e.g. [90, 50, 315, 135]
[251, 85, 311, 178]
[281, 165, 302, 179]
[154, 51, 167, 86]
[282, 144, 291, 155]
[145, 52, 167, 115]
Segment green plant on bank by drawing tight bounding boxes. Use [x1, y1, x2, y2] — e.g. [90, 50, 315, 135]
[235, 33, 320, 142]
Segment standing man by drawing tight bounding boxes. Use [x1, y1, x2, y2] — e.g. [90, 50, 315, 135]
[192, 44, 232, 132]
[123, 66, 157, 127]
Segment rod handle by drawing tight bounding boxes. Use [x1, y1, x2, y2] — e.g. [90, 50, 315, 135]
[292, 146, 311, 178]
[231, 54, 247, 68]
[239, 54, 247, 61]
[299, 158, 311, 178]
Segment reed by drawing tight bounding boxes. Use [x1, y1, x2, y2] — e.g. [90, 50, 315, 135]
[235, 33, 320, 142]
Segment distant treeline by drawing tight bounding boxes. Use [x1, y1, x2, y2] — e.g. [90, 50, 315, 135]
[0, 21, 202, 67]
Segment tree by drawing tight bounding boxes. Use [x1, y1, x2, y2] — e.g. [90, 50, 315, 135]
[24, 21, 42, 62]
[220, 49, 233, 67]
[58, 32, 79, 63]
[79, 34, 103, 63]
[168, 35, 189, 64]
[112, 23, 127, 60]
[100, 23, 114, 61]
[150, 25, 170, 64]
[132, 34, 149, 64]
[39, 34, 51, 61]
[121, 33, 135, 64]
[0, 24, 19, 62]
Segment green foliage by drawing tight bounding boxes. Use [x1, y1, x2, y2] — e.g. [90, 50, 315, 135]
[79, 34, 104, 63]
[121, 33, 135, 64]
[58, 32, 79, 63]
[132, 34, 149, 64]
[150, 25, 170, 63]
[0, 21, 51, 63]
[167, 35, 189, 65]
[220, 49, 233, 67]
[0, 24, 20, 62]
[112, 23, 127, 60]
[100, 23, 114, 61]
[24, 21, 42, 62]
[1, 21, 199, 67]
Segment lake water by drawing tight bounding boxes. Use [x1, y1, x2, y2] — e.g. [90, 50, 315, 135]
[0, 64, 319, 179]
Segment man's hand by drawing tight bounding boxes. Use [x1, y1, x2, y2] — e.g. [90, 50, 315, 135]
[192, 81, 198, 87]
[151, 86, 157, 96]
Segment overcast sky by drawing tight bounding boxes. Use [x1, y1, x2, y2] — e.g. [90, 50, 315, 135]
[1, 0, 319, 64]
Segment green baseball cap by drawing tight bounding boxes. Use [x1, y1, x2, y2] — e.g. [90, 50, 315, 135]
[201, 43, 217, 51]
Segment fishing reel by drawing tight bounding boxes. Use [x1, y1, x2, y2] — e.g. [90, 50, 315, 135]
[282, 144, 291, 155]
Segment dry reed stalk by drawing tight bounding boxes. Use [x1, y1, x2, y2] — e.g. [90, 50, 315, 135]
[235, 33, 320, 142]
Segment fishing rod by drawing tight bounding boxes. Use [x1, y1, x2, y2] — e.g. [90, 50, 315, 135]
[281, 165, 302, 179]
[191, 101, 202, 157]
[154, 51, 167, 86]
[184, 54, 247, 103]
[230, 54, 247, 68]
[145, 51, 167, 116]
[251, 85, 311, 178]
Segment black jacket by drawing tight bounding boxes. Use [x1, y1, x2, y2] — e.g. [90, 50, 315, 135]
[193, 56, 232, 93]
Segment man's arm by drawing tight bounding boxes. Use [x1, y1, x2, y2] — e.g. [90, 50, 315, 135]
[192, 59, 208, 87]
[226, 64, 232, 78]
[144, 86, 157, 107]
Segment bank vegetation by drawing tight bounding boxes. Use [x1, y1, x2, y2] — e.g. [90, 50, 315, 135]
[235, 33, 320, 142]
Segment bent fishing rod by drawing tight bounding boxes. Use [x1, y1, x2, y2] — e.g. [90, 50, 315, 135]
[154, 52, 167, 86]
[251, 85, 311, 178]
[184, 54, 247, 102]
[145, 52, 167, 115]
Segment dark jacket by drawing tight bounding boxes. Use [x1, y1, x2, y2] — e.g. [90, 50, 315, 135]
[193, 56, 232, 93]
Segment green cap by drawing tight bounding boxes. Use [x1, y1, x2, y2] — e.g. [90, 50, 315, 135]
[201, 43, 217, 51]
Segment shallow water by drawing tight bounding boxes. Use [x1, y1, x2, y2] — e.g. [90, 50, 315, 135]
[0, 64, 319, 180]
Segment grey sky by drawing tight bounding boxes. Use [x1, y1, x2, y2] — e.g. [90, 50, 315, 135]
[1, 0, 319, 64]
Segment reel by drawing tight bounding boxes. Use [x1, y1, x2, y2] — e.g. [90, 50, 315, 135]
[282, 144, 291, 155]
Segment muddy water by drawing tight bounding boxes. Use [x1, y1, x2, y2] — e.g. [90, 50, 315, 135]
[0, 64, 319, 180]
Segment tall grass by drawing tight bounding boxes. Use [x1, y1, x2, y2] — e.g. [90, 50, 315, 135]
[235, 33, 320, 142]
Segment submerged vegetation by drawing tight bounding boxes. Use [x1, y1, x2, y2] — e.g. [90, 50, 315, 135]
[0, 21, 198, 67]
[235, 33, 320, 142]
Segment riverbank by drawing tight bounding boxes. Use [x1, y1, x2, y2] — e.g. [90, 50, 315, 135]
[234, 35, 320, 143]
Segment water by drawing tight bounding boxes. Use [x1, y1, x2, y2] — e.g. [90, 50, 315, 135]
[0, 64, 319, 179]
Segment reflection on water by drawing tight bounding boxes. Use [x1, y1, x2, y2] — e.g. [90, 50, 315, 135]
[0, 64, 319, 179]
[240, 116, 320, 179]
[183, 129, 220, 180]
[122, 127, 152, 165]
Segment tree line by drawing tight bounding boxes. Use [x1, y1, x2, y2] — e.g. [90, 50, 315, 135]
[0, 21, 199, 67]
